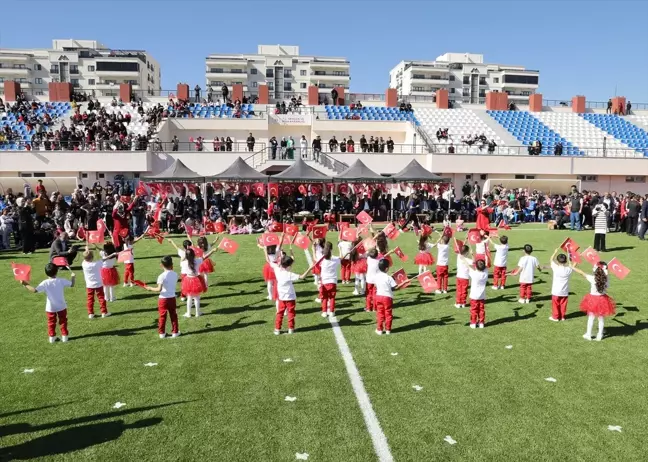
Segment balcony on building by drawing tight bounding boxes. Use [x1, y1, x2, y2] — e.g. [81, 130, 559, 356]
[500, 70, 539, 89]
[207, 68, 248, 79]
[405, 62, 450, 74]
[206, 56, 249, 67]
[311, 70, 350, 81]
[94, 61, 141, 78]
[310, 58, 350, 71]
[0, 63, 31, 77]
[411, 73, 450, 86]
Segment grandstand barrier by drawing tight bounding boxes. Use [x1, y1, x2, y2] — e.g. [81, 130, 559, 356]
[3, 81, 21, 102]
[177, 83, 189, 101]
[433, 144, 644, 158]
[386, 88, 398, 107]
[486, 92, 508, 111]
[233, 84, 243, 102]
[154, 141, 267, 152]
[572, 96, 585, 113]
[529, 94, 542, 112]
[47, 82, 73, 102]
[334, 86, 345, 106]
[120, 83, 132, 103]
[258, 85, 269, 104]
[436, 89, 449, 109]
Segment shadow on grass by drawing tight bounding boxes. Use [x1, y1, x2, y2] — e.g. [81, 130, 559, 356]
[487, 308, 539, 327]
[605, 319, 648, 338]
[605, 246, 635, 252]
[110, 307, 156, 317]
[72, 324, 156, 340]
[0, 402, 77, 420]
[189, 317, 266, 335]
[391, 316, 456, 333]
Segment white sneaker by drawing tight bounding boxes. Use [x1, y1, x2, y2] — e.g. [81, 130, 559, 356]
[352, 289, 359, 296]
[195, 311, 202, 317]
[61, 336, 69, 342]
[171, 332, 181, 338]
[321, 312, 328, 318]
[478, 323, 484, 329]
[549, 317, 559, 322]
[385, 331, 391, 335]
[123, 283, 128, 288]
[315, 298, 322, 303]
[329, 315, 337, 322]
[595, 335, 603, 342]
[434, 290, 442, 294]
[442, 290, 448, 294]
[183, 312, 191, 318]
[267, 296, 273, 301]
[525, 299, 531, 304]
[129, 283, 134, 287]
[375, 329, 383, 335]
[491, 285, 499, 290]
[454, 304, 462, 309]
[88, 314, 95, 319]
[313, 280, 319, 286]
[499, 286, 505, 290]
[470, 324, 476, 329]
[518, 298, 526, 304]
[49, 336, 57, 344]
[181, 297, 187, 302]
[159, 333, 166, 339]
[288, 329, 294, 334]
[274, 329, 280, 335]
[583, 334, 592, 341]
[102, 312, 111, 318]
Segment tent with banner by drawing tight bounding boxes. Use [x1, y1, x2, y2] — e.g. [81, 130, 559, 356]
[140, 158, 204, 183]
[334, 159, 385, 182]
[389, 159, 450, 182]
[210, 157, 268, 181]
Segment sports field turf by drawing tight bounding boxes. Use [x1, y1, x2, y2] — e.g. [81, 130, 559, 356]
[1, 224, 647, 461]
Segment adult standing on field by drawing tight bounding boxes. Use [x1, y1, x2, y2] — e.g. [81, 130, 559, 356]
[626, 194, 640, 236]
[569, 192, 583, 231]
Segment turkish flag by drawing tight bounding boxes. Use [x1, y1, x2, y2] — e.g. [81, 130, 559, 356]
[442, 226, 454, 237]
[156, 235, 164, 244]
[298, 184, 307, 195]
[190, 246, 204, 258]
[153, 203, 163, 223]
[357, 224, 370, 237]
[77, 226, 86, 241]
[282, 184, 293, 196]
[356, 242, 366, 255]
[509, 267, 520, 276]
[11, 263, 31, 282]
[52, 257, 68, 267]
[421, 224, 433, 237]
[240, 184, 251, 196]
[120, 195, 131, 203]
[341, 227, 357, 242]
[310, 184, 322, 195]
[293, 233, 311, 250]
[417, 271, 438, 293]
[163, 184, 174, 196]
[136, 184, 147, 196]
[338, 184, 349, 196]
[261, 233, 280, 247]
[356, 211, 373, 224]
[119, 228, 129, 238]
[204, 222, 215, 234]
[394, 246, 408, 262]
[117, 249, 132, 263]
[362, 237, 376, 250]
[498, 221, 511, 230]
[253, 182, 265, 197]
[96, 219, 107, 235]
[454, 239, 464, 254]
[87, 230, 104, 244]
[382, 223, 400, 240]
[269, 222, 284, 233]
[215, 222, 226, 233]
[608, 257, 630, 280]
[281, 234, 294, 246]
[284, 223, 299, 236]
[218, 237, 239, 254]
[488, 228, 499, 238]
[132, 279, 147, 288]
[312, 225, 328, 240]
[580, 247, 600, 266]
[392, 268, 410, 288]
[185, 223, 194, 238]
[337, 222, 350, 232]
[467, 229, 481, 245]
[269, 183, 279, 197]
[560, 237, 580, 254]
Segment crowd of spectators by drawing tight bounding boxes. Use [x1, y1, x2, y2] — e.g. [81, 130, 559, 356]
[0, 95, 61, 149]
[274, 95, 304, 114]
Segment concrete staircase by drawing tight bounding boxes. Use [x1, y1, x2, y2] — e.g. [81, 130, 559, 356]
[247, 149, 346, 175]
[472, 109, 519, 146]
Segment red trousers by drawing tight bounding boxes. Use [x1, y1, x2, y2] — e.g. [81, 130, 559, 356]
[552, 295, 568, 320]
[180, 274, 186, 298]
[124, 263, 135, 284]
[320, 283, 337, 313]
[456, 278, 469, 305]
[86, 287, 107, 315]
[158, 297, 179, 334]
[519, 283, 533, 299]
[47, 309, 68, 337]
[436, 265, 449, 291]
[375, 296, 393, 332]
[340, 260, 352, 281]
[275, 300, 296, 330]
[470, 299, 485, 325]
[493, 266, 507, 287]
[365, 283, 376, 311]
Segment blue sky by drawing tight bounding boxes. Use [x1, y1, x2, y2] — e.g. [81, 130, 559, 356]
[2, 0, 647, 102]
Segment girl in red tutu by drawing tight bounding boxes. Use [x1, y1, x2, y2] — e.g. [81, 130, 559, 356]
[435, 234, 451, 294]
[100, 242, 119, 302]
[196, 235, 220, 287]
[414, 234, 436, 275]
[573, 262, 615, 341]
[312, 238, 325, 303]
[167, 239, 193, 301]
[350, 237, 367, 296]
[474, 230, 491, 267]
[180, 248, 207, 318]
[262, 244, 279, 301]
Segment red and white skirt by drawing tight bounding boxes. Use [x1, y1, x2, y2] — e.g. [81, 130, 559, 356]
[579, 294, 616, 317]
[352, 259, 367, 274]
[101, 267, 120, 286]
[199, 258, 215, 274]
[263, 262, 276, 281]
[414, 251, 435, 266]
[182, 275, 207, 297]
[312, 264, 321, 276]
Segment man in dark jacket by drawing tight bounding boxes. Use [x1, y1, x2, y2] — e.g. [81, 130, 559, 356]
[638, 194, 648, 240]
[626, 194, 640, 235]
[49, 231, 78, 265]
[331, 88, 338, 106]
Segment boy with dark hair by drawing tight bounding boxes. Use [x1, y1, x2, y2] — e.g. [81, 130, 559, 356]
[549, 249, 575, 322]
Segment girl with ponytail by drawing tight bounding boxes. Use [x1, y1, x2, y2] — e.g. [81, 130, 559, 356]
[572, 262, 616, 341]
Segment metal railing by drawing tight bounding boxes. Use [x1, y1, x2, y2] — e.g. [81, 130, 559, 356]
[318, 152, 349, 174]
[347, 93, 386, 102]
[432, 144, 646, 158]
[156, 141, 267, 152]
[320, 143, 429, 154]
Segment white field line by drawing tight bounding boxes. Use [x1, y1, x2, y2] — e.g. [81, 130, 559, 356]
[329, 317, 394, 462]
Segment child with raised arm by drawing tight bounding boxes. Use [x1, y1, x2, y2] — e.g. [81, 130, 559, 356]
[100, 242, 120, 302]
[515, 244, 541, 304]
[414, 234, 436, 275]
[492, 235, 509, 290]
[270, 253, 313, 335]
[350, 237, 367, 296]
[549, 248, 575, 322]
[458, 256, 488, 328]
[338, 236, 353, 285]
[318, 241, 342, 319]
[20, 263, 76, 343]
[82, 243, 116, 318]
[434, 234, 451, 294]
[122, 234, 146, 287]
[374, 259, 410, 335]
[572, 262, 616, 341]
[167, 238, 192, 301]
[143, 255, 180, 339]
[454, 243, 473, 309]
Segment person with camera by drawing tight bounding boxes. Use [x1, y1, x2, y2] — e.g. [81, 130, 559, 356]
[592, 203, 609, 252]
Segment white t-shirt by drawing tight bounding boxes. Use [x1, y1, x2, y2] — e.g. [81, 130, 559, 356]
[319, 257, 341, 284]
[82, 260, 103, 289]
[517, 255, 540, 284]
[122, 243, 134, 264]
[456, 256, 474, 280]
[550, 262, 573, 297]
[437, 244, 450, 266]
[314, 246, 323, 261]
[100, 251, 116, 269]
[585, 274, 608, 296]
[338, 241, 353, 260]
[493, 244, 509, 267]
[366, 257, 380, 284]
[271, 263, 300, 301]
[36, 278, 72, 312]
[181, 257, 202, 276]
[469, 269, 488, 300]
[374, 272, 396, 298]
[157, 270, 178, 298]
[475, 241, 487, 255]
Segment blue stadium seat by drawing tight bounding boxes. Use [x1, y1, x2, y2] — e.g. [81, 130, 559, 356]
[580, 114, 648, 157]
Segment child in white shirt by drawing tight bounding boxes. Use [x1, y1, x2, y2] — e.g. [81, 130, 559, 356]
[454, 242, 473, 309]
[549, 249, 574, 321]
[270, 254, 311, 335]
[459, 257, 488, 328]
[143, 255, 181, 339]
[21, 263, 76, 343]
[82, 244, 116, 318]
[515, 244, 541, 304]
[492, 235, 509, 290]
[338, 239, 353, 284]
[435, 235, 451, 294]
[318, 242, 342, 318]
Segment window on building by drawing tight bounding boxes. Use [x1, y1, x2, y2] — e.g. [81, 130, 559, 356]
[266, 69, 274, 78]
[284, 82, 292, 91]
[479, 90, 486, 97]
[251, 68, 257, 75]
[252, 82, 257, 88]
[96, 62, 139, 72]
[210, 68, 223, 73]
[70, 64, 79, 74]
[450, 88, 455, 94]
[88, 65, 95, 72]
[230, 69, 244, 74]
[284, 69, 292, 78]
[35, 64, 42, 71]
[625, 176, 646, 183]
[35, 90, 44, 96]
[503, 74, 539, 85]
[463, 76, 469, 85]
[0, 78, 4, 83]
[300, 70, 307, 76]
[50, 64, 59, 73]
[493, 77, 499, 83]
[577, 175, 598, 181]
[267, 82, 274, 89]
[515, 174, 536, 179]
[88, 79, 95, 85]
[35, 78, 43, 84]
[449, 75, 455, 81]
[479, 77, 486, 85]
[333, 71, 347, 76]
[71, 79, 80, 87]
[300, 83, 307, 89]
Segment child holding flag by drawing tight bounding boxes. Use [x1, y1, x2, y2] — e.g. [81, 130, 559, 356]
[143, 255, 181, 339]
[549, 248, 575, 322]
[374, 259, 410, 335]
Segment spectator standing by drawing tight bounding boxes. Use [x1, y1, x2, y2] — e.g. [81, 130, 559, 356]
[280, 137, 287, 159]
[329, 136, 338, 152]
[194, 85, 201, 103]
[331, 88, 338, 106]
[386, 137, 394, 153]
[360, 134, 368, 153]
[569, 192, 583, 231]
[270, 136, 278, 160]
[606, 99, 612, 114]
[247, 132, 255, 152]
[207, 85, 213, 103]
[626, 101, 632, 115]
[222, 85, 229, 102]
[626, 194, 640, 236]
[312, 135, 322, 162]
[300, 135, 308, 160]
[286, 136, 295, 159]
[638, 194, 648, 240]
[554, 142, 563, 156]
[172, 136, 179, 152]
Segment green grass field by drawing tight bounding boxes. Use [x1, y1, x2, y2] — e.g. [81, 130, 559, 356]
[1, 225, 647, 461]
